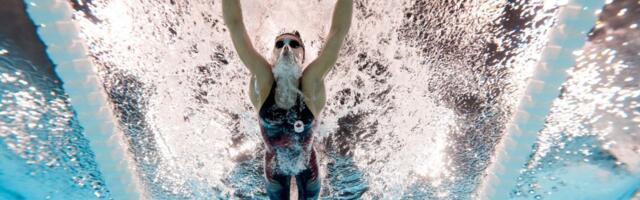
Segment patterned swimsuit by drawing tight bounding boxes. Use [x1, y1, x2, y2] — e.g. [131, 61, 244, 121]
[258, 80, 321, 199]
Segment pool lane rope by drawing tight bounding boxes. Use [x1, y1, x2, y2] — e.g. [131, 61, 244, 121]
[478, 0, 606, 199]
[24, 0, 144, 199]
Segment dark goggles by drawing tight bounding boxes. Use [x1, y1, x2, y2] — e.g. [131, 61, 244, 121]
[275, 38, 302, 49]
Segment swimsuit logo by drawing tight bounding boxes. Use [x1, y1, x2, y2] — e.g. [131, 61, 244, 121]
[294, 120, 304, 133]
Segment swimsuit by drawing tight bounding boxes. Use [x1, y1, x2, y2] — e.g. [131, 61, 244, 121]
[258, 80, 320, 200]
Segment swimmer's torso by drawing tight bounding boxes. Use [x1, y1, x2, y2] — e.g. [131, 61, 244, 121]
[258, 81, 316, 148]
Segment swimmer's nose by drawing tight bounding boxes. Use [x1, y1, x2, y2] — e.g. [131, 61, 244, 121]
[281, 47, 291, 57]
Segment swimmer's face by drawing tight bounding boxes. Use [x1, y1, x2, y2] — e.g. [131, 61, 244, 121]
[272, 34, 305, 66]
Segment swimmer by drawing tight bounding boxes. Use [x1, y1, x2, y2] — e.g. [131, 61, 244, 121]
[222, 0, 353, 199]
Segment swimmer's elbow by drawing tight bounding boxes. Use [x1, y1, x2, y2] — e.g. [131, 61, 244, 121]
[222, 13, 242, 30]
[331, 26, 350, 41]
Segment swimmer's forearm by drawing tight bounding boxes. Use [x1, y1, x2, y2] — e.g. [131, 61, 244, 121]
[222, 0, 252, 59]
[302, 0, 353, 81]
[222, 0, 244, 28]
[330, 0, 353, 36]
[222, 0, 271, 76]
[303, 0, 352, 80]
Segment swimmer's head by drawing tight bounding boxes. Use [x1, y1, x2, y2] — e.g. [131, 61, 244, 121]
[271, 31, 305, 109]
[272, 31, 305, 66]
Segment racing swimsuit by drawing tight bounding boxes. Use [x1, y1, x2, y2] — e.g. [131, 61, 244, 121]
[258, 80, 320, 200]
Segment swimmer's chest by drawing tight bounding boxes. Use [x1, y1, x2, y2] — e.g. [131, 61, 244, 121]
[259, 100, 315, 138]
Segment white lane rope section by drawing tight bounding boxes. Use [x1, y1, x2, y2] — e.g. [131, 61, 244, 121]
[24, 0, 144, 199]
[478, 0, 606, 199]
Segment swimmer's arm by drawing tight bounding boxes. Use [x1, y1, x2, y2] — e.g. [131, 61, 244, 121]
[303, 0, 353, 81]
[222, 0, 272, 82]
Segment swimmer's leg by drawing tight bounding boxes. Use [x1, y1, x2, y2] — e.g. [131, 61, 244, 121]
[265, 151, 291, 199]
[266, 173, 291, 200]
[296, 150, 321, 200]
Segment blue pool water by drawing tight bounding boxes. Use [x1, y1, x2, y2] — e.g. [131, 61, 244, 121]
[0, 9, 111, 200]
[1, 0, 640, 199]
